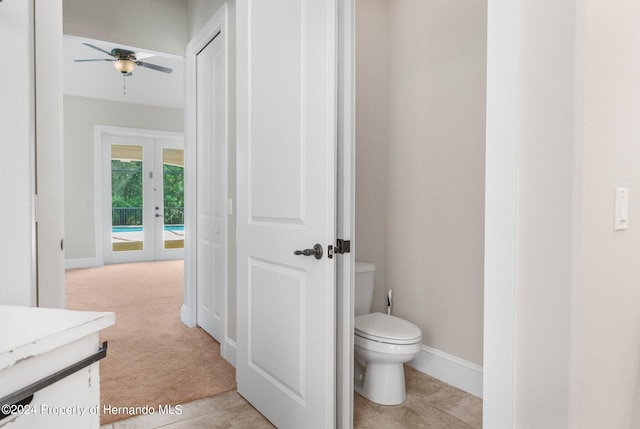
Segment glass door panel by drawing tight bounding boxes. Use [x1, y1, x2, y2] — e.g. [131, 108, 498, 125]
[161, 148, 185, 250]
[111, 144, 145, 253]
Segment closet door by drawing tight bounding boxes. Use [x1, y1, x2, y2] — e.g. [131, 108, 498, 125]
[195, 32, 226, 342]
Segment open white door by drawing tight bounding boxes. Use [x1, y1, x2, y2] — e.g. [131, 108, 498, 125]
[236, 1, 337, 428]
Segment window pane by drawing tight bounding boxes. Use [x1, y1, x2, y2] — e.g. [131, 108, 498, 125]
[162, 148, 184, 250]
[111, 144, 144, 252]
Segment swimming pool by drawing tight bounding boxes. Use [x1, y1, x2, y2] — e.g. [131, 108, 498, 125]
[112, 225, 184, 233]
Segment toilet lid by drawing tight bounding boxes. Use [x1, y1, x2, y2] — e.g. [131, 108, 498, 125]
[355, 312, 422, 344]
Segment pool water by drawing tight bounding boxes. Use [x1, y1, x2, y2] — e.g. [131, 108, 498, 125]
[112, 225, 184, 233]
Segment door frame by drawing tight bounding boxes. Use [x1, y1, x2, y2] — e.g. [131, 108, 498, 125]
[35, 0, 65, 308]
[94, 125, 184, 265]
[338, 0, 518, 426]
[482, 0, 519, 425]
[336, 0, 356, 427]
[181, 4, 231, 361]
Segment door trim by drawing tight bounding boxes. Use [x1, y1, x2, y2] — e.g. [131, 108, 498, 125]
[482, 0, 519, 425]
[182, 4, 230, 360]
[336, 0, 355, 427]
[35, 0, 64, 308]
[94, 125, 184, 265]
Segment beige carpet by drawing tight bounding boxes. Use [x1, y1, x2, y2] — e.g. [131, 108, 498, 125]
[65, 260, 236, 425]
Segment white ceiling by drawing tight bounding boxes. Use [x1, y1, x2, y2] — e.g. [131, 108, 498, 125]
[63, 35, 184, 109]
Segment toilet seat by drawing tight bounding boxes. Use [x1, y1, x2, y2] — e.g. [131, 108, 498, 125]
[355, 312, 422, 345]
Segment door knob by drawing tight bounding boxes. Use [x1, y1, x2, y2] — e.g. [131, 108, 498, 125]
[293, 244, 323, 260]
[155, 213, 163, 218]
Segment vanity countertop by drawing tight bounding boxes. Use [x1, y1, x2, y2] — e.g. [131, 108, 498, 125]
[0, 305, 115, 371]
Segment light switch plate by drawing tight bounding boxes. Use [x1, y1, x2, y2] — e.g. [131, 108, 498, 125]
[615, 188, 629, 231]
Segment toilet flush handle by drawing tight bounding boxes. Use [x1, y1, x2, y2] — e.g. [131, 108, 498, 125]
[293, 244, 323, 260]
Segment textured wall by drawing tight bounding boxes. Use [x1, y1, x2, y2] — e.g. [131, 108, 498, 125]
[0, 1, 35, 306]
[570, 0, 640, 427]
[513, 0, 575, 425]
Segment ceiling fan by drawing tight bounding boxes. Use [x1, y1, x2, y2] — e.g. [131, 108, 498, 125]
[74, 43, 173, 75]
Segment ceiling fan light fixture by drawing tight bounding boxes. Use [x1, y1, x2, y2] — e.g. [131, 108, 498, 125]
[114, 59, 135, 74]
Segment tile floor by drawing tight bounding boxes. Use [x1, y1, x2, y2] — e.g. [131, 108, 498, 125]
[100, 366, 482, 429]
[354, 366, 482, 429]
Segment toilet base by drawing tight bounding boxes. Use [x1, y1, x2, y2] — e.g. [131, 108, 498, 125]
[357, 362, 406, 406]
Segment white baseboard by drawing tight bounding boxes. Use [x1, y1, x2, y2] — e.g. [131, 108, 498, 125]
[181, 304, 197, 328]
[65, 258, 102, 270]
[407, 345, 483, 398]
[223, 338, 236, 367]
[213, 339, 481, 397]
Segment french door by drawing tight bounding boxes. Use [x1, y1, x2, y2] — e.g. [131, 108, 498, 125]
[101, 130, 184, 264]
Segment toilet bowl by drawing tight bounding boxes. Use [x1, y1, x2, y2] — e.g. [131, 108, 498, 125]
[354, 312, 422, 405]
[354, 262, 423, 406]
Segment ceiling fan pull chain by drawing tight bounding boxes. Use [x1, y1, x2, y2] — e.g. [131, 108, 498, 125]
[123, 75, 126, 95]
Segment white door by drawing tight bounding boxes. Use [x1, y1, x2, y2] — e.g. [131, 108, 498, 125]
[196, 32, 227, 342]
[153, 139, 186, 261]
[236, 1, 337, 428]
[101, 130, 184, 264]
[102, 134, 154, 264]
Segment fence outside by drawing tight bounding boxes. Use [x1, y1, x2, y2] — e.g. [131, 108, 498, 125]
[112, 207, 184, 226]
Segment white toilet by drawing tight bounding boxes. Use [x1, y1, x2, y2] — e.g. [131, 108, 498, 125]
[354, 262, 422, 405]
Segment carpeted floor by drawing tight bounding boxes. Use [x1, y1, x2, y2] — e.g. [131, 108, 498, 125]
[65, 260, 236, 425]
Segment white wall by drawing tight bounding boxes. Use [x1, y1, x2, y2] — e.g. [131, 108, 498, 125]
[0, 1, 35, 306]
[63, 0, 188, 56]
[63, 96, 183, 261]
[187, 0, 224, 40]
[570, 0, 640, 427]
[511, 0, 640, 427]
[356, 0, 486, 366]
[513, 0, 575, 425]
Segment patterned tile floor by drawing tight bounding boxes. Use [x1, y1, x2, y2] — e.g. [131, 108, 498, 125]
[101, 366, 482, 429]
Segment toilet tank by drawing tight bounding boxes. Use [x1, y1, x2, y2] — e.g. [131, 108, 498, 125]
[354, 262, 376, 316]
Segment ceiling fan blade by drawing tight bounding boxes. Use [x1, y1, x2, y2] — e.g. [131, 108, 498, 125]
[82, 42, 113, 56]
[134, 52, 156, 60]
[136, 61, 173, 74]
[74, 59, 115, 62]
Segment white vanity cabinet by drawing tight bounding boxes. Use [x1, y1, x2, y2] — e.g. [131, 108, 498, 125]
[0, 306, 115, 429]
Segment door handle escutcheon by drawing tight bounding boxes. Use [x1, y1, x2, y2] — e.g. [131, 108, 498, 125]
[293, 244, 323, 260]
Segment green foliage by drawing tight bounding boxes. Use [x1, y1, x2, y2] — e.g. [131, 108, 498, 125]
[111, 160, 184, 226]
[112, 160, 143, 208]
[163, 164, 184, 224]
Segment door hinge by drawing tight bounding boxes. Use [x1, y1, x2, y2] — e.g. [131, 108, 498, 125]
[336, 239, 351, 255]
[33, 194, 38, 223]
